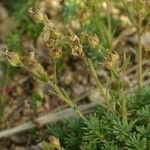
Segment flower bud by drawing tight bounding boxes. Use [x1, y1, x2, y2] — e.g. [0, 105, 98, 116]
[28, 7, 45, 24]
[48, 136, 62, 149]
[88, 34, 99, 48]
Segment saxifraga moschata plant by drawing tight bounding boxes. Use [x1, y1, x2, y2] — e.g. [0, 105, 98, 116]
[0, 5, 130, 123]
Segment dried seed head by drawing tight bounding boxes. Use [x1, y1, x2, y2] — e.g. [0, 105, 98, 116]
[103, 52, 120, 70]
[51, 47, 62, 59]
[42, 22, 62, 55]
[71, 44, 84, 56]
[43, 22, 62, 40]
[103, 60, 113, 70]
[25, 56, 48, 82]
[52, 30, 62, 40]
[45, 40, 56, 49]
[69, 34, 80, 44]
[69, 34, 84, 57]
[79, 8, 89, 24]
[48, 136, 61, 149]
[88, 34, 99, 48]
[5, 52, 22, 67]
[28, 7, 45, 24]
[33, 63, 48, 82]
[41, 29, 56, 48]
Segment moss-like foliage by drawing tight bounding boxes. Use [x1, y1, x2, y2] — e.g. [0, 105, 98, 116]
[45, 89, 150, 150]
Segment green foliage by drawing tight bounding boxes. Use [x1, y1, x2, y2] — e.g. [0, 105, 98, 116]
[125, 133, 147, 150]
[62, 0, 83, 23]
[2, 0, 42, 85]
[28, 128, 39, 142]
[9, 0, 36, 22]
[45, 119, 84, 150]
[30, 92, 45, 110]
[46, 124, 65, 141]
[6, 0, 42, 52]
[45, 89, 150, 150]
[26, 22, 42, 40]
[6, 31, 22, 52]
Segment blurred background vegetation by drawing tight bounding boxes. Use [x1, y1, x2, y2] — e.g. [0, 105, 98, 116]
[0, 0, 149, 149]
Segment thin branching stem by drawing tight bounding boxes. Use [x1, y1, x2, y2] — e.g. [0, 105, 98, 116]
[47, 81, 86, 120]
[22, 64, 86, 120]
[137, 10, 142, 93]
[53, 59, 57, 84]
[111, 69, 127, 122]
[0, 65, 10, 117]
[82, 56, 111, 110]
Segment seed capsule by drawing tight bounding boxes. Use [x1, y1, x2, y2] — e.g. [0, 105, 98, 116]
[24, 54, 48, 82]
[68, 34, 84, 57]
[103, 52, 120, 70]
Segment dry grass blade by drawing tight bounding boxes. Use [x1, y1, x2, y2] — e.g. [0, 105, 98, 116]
[0, 103, 96, 138]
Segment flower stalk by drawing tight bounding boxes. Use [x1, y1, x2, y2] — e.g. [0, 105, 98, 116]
[47, 80, 86, 120]
[82, 56, 110, 109]
[53, 59, 57, 84]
